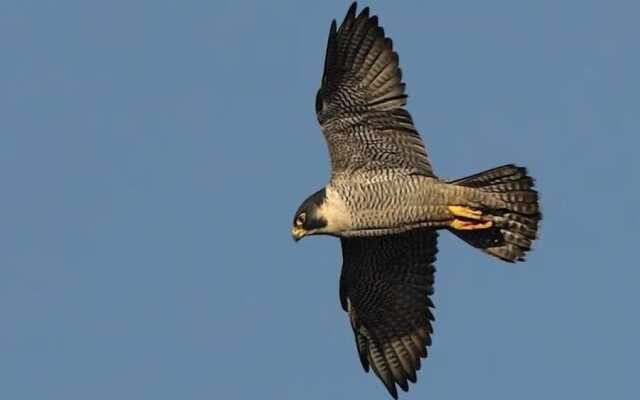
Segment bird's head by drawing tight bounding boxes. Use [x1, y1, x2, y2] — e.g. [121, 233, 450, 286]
[292, 189, 328, 242]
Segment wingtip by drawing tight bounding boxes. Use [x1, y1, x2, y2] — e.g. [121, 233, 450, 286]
[361, 361, 370, 373]
[386, 384, 399, 400]
[343, 2, 357, 24]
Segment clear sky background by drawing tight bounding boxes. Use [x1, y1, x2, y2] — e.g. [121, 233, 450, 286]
[1, 1, 638, 399]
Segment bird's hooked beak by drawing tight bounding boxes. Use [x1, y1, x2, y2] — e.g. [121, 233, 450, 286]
[291, 226, 306, 242]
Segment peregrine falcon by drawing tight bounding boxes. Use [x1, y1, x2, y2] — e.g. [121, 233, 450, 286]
[292, 3, 541, 398]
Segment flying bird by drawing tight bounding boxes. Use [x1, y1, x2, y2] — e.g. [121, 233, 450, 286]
[292, 3, 541, 398]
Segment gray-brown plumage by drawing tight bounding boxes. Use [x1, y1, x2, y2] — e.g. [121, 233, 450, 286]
[292, 3, 542, 398]
[339, 229, 437, 399]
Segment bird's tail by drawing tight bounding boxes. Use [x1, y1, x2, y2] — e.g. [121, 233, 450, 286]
[449, 164, 542, 262]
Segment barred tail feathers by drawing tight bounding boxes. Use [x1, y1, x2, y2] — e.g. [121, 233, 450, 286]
[450, 164, 542, 262]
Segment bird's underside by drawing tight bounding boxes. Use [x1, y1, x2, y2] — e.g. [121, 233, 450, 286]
[326, 174, 505, 238]
[292, 3, 542, 399]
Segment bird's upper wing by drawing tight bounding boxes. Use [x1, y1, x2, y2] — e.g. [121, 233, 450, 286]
[339, 229, 437, 399]
[316, 3, 434, 179]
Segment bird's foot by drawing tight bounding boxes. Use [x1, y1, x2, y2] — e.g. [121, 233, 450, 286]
[448, 206, 493, 230]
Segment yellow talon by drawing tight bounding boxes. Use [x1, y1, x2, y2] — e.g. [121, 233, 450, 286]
[449, 205, 493, 230]
[449, 205, 483, 220]
[450, 219, 493, 230]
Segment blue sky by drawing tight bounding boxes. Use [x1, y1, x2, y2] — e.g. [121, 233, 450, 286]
[1, 1, 638, 399]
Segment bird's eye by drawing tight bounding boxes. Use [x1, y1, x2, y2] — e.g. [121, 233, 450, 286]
[295, 213, 306, 227]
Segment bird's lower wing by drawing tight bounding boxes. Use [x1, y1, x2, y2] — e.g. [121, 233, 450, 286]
[339, 229, 438, 399]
